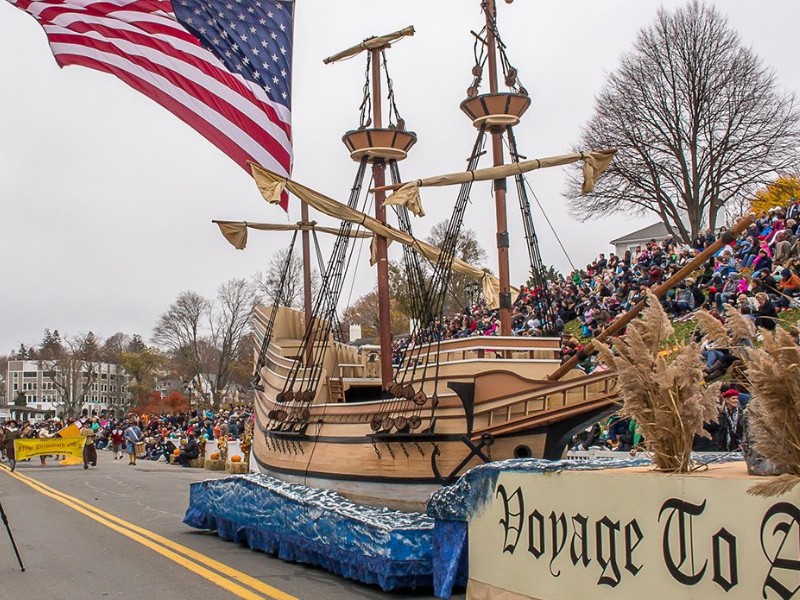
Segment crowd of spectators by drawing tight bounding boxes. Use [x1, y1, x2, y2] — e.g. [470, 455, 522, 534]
[0, 406, 253, 468]
[396, 200, 800, 356]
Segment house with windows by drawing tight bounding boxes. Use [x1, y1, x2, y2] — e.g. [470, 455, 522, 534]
[4, 360, 131, 419]
[609, 222, 672, 256]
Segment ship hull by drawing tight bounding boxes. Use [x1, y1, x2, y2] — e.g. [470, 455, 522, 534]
[250, 307, 618, 511]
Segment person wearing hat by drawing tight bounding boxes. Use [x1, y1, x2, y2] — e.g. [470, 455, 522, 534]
[80, 418, 97, 469]
[777, 267, 800, 308]
[3, 420, 20, 472]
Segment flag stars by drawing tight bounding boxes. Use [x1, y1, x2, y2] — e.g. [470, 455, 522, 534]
[270, 32, 277, 40]
[247, 6, 254, 13]
[267, 10, 273, 18]
[261, 40, 268, 47]
[272, 76, 279, 84]
[238, 13, 245, 20]
[278, 23, 285, 31]
[271, 53, 278, 62]
[279, 46, 286, 55]
[249, 26, 256, 33]
[280, 69, 286, 77]
[281, 91, 287, 99]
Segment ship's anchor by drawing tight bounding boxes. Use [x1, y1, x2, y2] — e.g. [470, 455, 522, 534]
[431, 433, 494, 485]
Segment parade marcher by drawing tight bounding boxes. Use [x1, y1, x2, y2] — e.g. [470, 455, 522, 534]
[80, 419, 97, 469]
[38, 423, 55, 465]
[4, 420, 20, 472]
[124, 421, 143, 465]
[110, 424, 125, 460]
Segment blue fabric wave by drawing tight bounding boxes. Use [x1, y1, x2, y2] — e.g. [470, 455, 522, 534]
[183, 473, 434, 592]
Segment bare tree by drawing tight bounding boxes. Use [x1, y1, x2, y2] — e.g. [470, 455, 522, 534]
[255, 247, 320, 310]
[208, 278, 259, 403]
[152, 282, 258, 406]
[566, 1, 800, 241]
[152, 291, 210, 399]
[38, 332, 100, 417]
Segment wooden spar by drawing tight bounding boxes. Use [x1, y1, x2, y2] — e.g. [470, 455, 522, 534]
[371, 48, 394, 390]
[484, 0, 512, 336]
[322, 26, 415, 64]
[301, 201, 313, 365]
[548, 213, 756, 381]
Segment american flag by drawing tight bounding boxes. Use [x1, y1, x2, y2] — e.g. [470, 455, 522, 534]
[9, 0, 293, 207]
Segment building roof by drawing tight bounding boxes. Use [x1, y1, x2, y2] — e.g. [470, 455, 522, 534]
[609, 222, 671, 245]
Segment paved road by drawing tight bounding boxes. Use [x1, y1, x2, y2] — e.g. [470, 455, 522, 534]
[0, 453, 459, 599]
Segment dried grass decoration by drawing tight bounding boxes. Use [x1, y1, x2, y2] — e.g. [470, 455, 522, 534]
[595, 291, 720, 473]
[744, 326, 800, 497]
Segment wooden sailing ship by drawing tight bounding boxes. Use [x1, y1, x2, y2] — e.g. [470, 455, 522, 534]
[217, 2, 749, 511]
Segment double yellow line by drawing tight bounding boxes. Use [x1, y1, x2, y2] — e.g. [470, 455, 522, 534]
[0, 466, 298, 600]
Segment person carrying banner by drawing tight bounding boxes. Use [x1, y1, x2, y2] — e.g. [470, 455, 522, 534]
[3, 421, 20, 472]
[124, 422, 142, 466]
[80, 419, 97, 469]
[38, 424, 55, 466]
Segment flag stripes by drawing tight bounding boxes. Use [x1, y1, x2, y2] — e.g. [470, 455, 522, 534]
[11, 0, 293, 206]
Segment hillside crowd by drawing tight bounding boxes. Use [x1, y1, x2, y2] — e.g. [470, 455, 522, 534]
[406, 201, 800, 350]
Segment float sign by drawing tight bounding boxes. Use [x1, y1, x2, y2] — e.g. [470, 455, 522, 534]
[468, 465, 800, 599]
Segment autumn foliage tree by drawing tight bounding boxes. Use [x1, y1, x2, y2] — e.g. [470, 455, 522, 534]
[750, 175, 800, 215]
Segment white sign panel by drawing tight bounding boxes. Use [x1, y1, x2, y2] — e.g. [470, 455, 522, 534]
[468, 464, 800, 599]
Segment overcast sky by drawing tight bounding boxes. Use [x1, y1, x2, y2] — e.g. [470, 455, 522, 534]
[1, 0, 799, 354]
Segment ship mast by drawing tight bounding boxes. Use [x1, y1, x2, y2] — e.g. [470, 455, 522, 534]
[324, 27, 416, 391]
[482, 0, 513, 335]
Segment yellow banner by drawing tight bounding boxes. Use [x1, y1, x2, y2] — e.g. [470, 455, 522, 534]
[14, 437, 85, 461]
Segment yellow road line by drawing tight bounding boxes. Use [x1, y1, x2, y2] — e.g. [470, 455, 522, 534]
[1, 466, 299, 600]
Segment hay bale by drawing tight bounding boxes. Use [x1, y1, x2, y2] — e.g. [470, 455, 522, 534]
[188, 457, 205, 468]
[204, 458, 226, 471]
[225, 462, 249, 474]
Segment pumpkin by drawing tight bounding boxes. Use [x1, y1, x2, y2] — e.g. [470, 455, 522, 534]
[173, 449, 181, 456]
[230, 455, 242, 463]
[210, 452, 220, 460]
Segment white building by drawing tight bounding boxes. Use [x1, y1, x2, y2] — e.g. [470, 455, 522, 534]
[609, 222, 671, 257]
[5, 360, 131, 419]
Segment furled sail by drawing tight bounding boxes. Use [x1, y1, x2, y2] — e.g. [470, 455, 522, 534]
[249, 163, 506, 308]
[322, 26, 415, 64]
[214, 220, 371, 250]
[381, 149, 617, 216]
